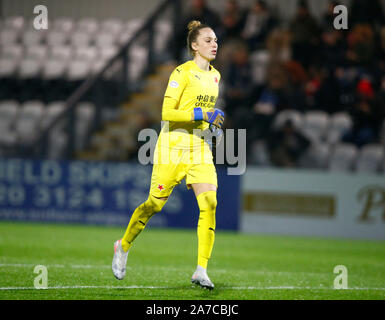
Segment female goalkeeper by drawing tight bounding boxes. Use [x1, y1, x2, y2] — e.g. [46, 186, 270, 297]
[112, 20, 224, 290]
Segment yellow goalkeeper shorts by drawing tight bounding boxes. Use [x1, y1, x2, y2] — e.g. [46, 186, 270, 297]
[149, 142, 218, 198]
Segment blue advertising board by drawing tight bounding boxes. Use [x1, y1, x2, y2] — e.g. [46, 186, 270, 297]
[0, 159, 240, 230]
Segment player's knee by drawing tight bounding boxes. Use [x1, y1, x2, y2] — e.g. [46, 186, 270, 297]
[197, 191, 217, 212]
[145, 194, 167, 213]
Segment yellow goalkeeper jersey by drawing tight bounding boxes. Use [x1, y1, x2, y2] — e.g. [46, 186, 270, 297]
[158, 60, 221, 150]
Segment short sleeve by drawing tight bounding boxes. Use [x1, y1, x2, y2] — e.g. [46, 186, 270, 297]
[164, 66, 188, 102]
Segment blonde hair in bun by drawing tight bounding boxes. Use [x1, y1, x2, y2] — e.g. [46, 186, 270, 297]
[186, 20, 210, 56]
[187, 20, 201, 32]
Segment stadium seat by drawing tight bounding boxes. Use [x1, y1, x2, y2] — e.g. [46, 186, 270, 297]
[75, 102, 96, 150]
[52, 18, 75, 33]
[327, 112, 353, 144]
[47, 131, 68, 159]
[49, 45, 73, 61]
[0, 44, 24, 61]
[100, 19, 123, 35]
[273, 109, 303, 129]
[0, 29, 19, 45]
[299, 142, 330, 169]
[22, 30, 45, 46]
[302, 110, 329, 143]
[3, 16, 25, 31]
[250, 140, 271, 166]
[155, 20, 172, 53]
[77, 18, 99, 35]
[328, 143, 358, 172]
[74, 46, 98, 61]
[70, 31, 93, 48]
[0, 100, 19, 145]
[41, 101, 68, 138]
[25, 45, 48, 61]
[15, 100, 44, 143]
[67, 60, 91, 80]
[250, 50, 270, 84]
[46, 30, 69, 47]
[94, 32, 117, 48]
[0, 59, 18, 99]
[355, 144, 384, 173]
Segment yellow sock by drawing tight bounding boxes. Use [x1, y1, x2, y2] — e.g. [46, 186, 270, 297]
[196, 191, 217, 269]
[121, 195, 166, 252]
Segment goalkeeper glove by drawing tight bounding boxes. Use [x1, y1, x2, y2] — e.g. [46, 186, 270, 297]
[193, 107, 225, 128]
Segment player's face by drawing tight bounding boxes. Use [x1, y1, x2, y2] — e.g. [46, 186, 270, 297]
[192, 28, 218, 61]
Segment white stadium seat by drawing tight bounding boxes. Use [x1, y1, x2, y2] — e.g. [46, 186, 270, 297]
[22, 30, 45, 46]
[52, 18, 75, 34]
[95, 32, 117, 48]
[77, 18, 99, 34]
[15, 101, 44, 143]
[355, 144, 384, 173]
[0, 29, 19, 45]
[25, 45, 48, 61]
[100, 19, 123, 35]
[18, 58, 42, 79]
[67, 60, 91, 80]
[299, 142, 330, 169]
[46, 30, 69, 47]
[3, 16, 25, 31]
[74, 46, 98, 61]
[273, 109, 303, 129]
[0, 58, 17, 77]
[329, 143, 358, 172]
[42, 59, 68, 79]
[327, 112, 353, 144]
[1, 44, 24, 61]
[302, 110, 329, 143]
[0, 100, 19, 145]
[49, 45, 73, 61]
[70, 31, 93, 48]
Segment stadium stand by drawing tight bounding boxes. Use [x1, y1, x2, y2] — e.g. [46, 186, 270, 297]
[0, 0, 384, 174]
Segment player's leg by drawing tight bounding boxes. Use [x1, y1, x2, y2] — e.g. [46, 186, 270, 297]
[112, 144, 185, 280]
[112, 193, 170, 280]
[190, 183, 217, 289]
[121, 194, 168, 252]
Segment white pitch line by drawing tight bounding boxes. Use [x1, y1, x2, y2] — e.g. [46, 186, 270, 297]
[0, 285, 385, 291]
[0, 263, 329, 276]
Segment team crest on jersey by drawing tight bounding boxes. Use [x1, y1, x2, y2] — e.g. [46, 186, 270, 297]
[214, 77, 218, 83]
[169, 81, 179, 88]
[157, 184, 165, 191]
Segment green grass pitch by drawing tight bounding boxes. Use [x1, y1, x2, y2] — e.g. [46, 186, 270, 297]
[0, 221, 384, 300]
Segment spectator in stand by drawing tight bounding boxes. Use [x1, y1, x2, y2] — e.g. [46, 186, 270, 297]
[173, 0, 222, 61]
[342, 77, 382, 147]
[266, 119, 310, 168]
[221, 0, 247, 42]
[376, 26, 385, 74]
[223, 44, 253, 125]
[320, 0, 339, 31]
[289, 0, 321, 68]
[266, 28, 292, 64]
[241, 0, 276, 51]
[346, 24, 375, 68]
[350, 0, 385, 29]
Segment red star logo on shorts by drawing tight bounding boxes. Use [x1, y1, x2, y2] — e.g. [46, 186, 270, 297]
[157, 184, 165, 191]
